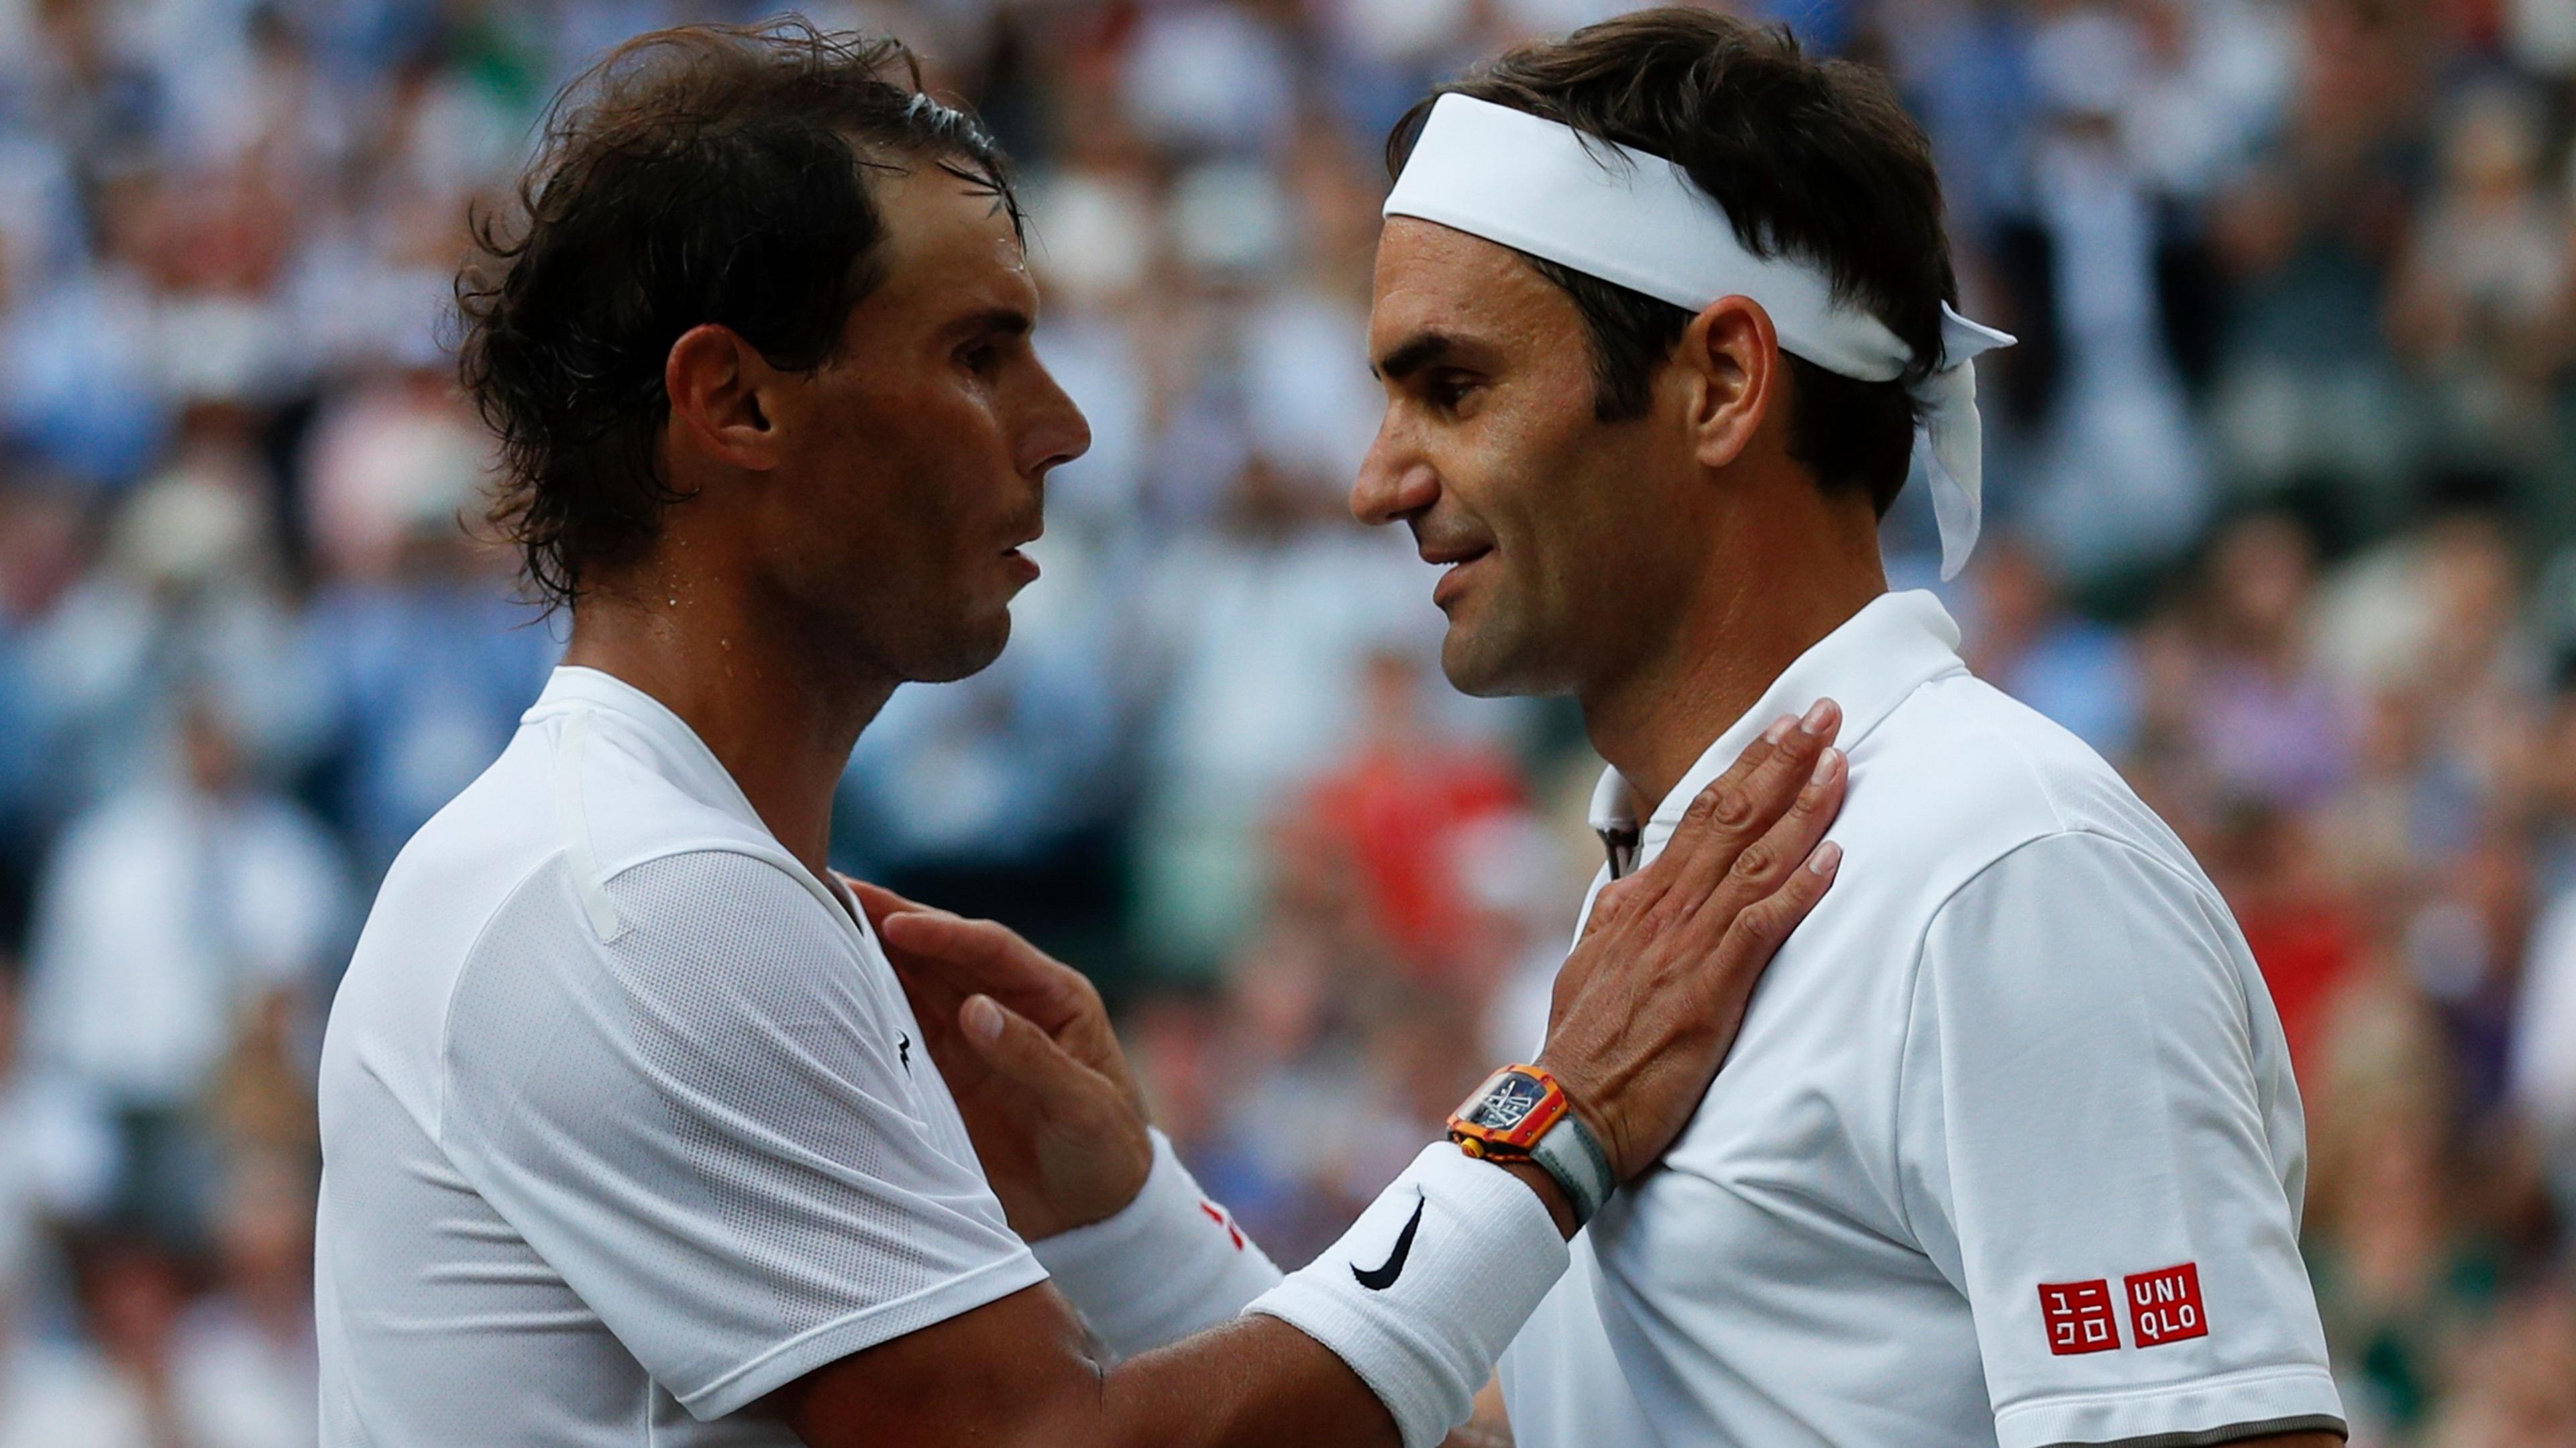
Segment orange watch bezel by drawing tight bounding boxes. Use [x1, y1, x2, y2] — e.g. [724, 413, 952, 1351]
[1446, 1064, 1570, 1160]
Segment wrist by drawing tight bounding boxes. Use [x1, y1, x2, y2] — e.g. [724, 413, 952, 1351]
[1491, 1156, 1578, 1238]
[1248, 1144, 1571, 1448]
[1532, 1056, 1623, 1179]
[1447, 1064, 1617, 1230]
[1031, 1129, 1281, 1359]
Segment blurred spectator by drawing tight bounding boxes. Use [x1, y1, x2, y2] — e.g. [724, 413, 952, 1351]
[19, 700, 343, 1251]
[1959, 533, 2141, 755]
[167, 1159, 317, 1448]
[0, 966, 116, 1340]
[2206, 800, 2364, 1089]
[1296, 649, 1525, 981]
[1132, 453, 1438, 974]
[17, 451, 327, 810]
[2385, 85, 2571, 485]
[2417, 1280, 2576, 1447]
[2184, 512, 2361, 810]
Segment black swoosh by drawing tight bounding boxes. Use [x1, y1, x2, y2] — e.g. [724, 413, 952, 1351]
[1352, 1192, 1427, 1291]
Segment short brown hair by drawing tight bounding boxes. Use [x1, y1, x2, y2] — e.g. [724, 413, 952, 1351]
[456, 21, 1019, 610]
[1388, 9, 1955, 515]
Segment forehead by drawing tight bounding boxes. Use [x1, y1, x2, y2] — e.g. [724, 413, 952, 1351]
[861, 161, 1036, 320]
[1368, 217, 1588, 354]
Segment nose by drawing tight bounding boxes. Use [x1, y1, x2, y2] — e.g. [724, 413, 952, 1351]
[1019, 359, 1092, 480]
[1350, 412, 1438, 528]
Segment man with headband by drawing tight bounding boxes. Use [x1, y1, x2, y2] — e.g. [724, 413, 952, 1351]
[893, 10, 2345, 1448]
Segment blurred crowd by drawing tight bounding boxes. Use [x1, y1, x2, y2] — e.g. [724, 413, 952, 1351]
[1, 0, 2575, 1443]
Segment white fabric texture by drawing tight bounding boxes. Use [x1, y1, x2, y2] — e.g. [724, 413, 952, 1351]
[1250, 1143, 1569, 1448]
[316, 667, 1043, 1447]
[1382, 94, 2015, 579]
[1503, 592, 2340, 1448]
[1030, 1127, 1282, 1359]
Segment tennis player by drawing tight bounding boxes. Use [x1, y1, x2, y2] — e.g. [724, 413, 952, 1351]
[901, 10, 2348, 1448]
[311, 22, 1849, 1448]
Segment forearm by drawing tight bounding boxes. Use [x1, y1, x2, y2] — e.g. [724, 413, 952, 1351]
[1087, 1315, 1404, 1448]
[782, 1147, 1565, 1448]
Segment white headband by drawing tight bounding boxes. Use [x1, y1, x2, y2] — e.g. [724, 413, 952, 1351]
[1383, 93, 2015, 579]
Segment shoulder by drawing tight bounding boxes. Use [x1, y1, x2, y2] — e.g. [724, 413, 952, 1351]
[330, 721, 833, 1127]
[431, 845, 887, 1141]
[1909, 826, 2257, 1076]
[591, 846, 855, 989]
[1845, 671, 2198, 899]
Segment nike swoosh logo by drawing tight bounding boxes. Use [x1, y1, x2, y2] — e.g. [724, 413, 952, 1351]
[1352, 1192, 1426, 1291]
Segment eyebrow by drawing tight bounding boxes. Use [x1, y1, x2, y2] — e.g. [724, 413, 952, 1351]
[958, 307, 1034, 339]
[1372, 331, 1456, 383]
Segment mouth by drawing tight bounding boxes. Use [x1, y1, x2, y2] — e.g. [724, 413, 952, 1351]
[999, 520, 1044, 582]
[1424, 543, 1493, 610]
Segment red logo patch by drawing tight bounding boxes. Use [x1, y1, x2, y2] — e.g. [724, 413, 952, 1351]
[2037, 1279, 2121, 1355]
[1200, 1201, 1246, 1251]
[2125, 1263, 2209, 1347]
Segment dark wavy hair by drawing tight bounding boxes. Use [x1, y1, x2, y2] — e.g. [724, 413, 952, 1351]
[1387, 9, 1954, 516]
[456, 21, 1020, 610]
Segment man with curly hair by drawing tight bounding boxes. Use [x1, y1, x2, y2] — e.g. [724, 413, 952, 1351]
[313, 21, 1845, 1448]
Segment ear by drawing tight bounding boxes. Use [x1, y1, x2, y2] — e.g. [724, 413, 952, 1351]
[1678, 296, 1778, 473]
[664, 323, 784, 472]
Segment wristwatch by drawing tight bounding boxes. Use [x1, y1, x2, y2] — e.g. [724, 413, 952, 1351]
[1446, 1064, 1617, 1229]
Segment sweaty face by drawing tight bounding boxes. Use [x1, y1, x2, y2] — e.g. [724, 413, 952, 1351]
[754, 162, 1089, 685]
[1352, 219, 1699, 699]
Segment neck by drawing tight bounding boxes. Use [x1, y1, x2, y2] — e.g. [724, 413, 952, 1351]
[561, 567, 894, 883]
[1580, 491, 1888, 816]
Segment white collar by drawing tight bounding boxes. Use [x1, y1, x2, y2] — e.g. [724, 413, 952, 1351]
[522, 665, 772, 838]
[520, 665, 872, 928]
[1589, 590, 1968, 871]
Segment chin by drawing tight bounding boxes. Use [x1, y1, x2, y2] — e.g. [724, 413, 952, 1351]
[1438, 618, 1550, 699]
[907, 610, 1014, 685]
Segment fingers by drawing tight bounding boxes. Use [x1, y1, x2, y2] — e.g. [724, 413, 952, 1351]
[1716, 836, 1843, 966]
[1640, 699, 1843, 928]
[882, 913, 1093, 1033]
[958, 994, 1093, 1103]
[841, 875, 925, 930]
[1682, 741, 1847, 954]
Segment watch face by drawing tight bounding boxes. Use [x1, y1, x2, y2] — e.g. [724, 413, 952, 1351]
[1474, 1072, 1547, 1130]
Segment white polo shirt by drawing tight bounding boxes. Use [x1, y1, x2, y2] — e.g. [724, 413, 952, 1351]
[1499, 592, 2342, 1448]
[315, 667, 1043, 1446]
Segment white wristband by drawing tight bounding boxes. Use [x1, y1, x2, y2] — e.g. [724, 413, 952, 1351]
[1030, 1129, 1282, 1360]
[1246, 1144, 1570, 1448]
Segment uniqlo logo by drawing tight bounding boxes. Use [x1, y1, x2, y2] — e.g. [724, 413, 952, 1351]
[2126, 1263, 2210, 1348]
[2037, 1279, 2121, 1355]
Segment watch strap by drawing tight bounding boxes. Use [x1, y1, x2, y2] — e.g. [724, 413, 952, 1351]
[1528, 1110, 1615, 1229]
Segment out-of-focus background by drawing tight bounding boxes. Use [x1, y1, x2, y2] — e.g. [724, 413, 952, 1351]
[0, 0, 2573, 1441]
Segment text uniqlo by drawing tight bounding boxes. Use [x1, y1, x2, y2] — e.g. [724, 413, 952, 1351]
[2037, 1280, 2121, 1355]
[2125, 1263, 2210, 1348]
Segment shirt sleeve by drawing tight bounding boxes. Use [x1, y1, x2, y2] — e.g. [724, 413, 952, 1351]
[436, 849, 1044, 1420]
[1894, 830, 2344, 1448]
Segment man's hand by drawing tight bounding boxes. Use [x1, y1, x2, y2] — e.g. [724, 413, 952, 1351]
[847, 878, 1153, 1241]
[1541, 701, 1847, 1182]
